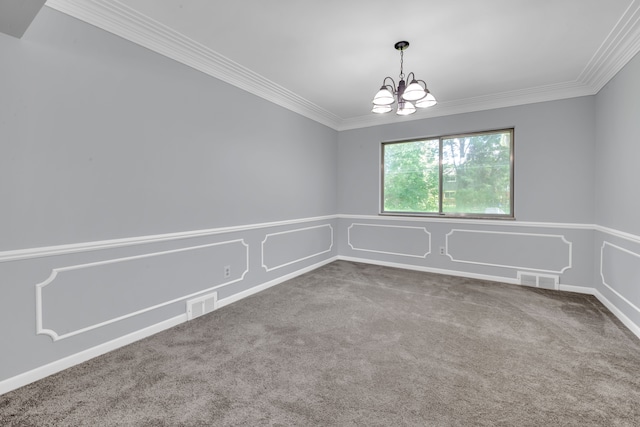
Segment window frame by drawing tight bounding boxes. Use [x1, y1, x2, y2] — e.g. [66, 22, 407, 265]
[380, 128, 515, 220]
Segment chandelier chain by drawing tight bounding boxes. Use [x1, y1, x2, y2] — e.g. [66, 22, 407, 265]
[399, 49, 404, 80]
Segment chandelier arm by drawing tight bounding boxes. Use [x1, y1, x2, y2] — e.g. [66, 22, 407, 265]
[382, 76, 397, 93]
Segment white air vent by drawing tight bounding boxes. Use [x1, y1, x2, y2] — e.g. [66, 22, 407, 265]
[186, 292, 218, 320]
[517, 271, 559, 290]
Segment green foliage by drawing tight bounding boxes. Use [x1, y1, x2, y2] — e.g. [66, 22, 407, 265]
[383, 140, 439, 212]
[383, 131, 512, 215]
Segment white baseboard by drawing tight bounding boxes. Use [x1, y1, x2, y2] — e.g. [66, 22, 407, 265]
[218, 256, 338, 308]
[340, 256, 640, 341]
[3, 255, 638, 397]
[593, 289, 640, 340]
[0, 256, 338, 397]
[558, 284, 640, 340]
[0, 314, 186, 396]
[337, 255, 520, 285]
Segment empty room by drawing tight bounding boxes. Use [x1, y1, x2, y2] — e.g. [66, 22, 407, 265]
[1, 0, 639, 425]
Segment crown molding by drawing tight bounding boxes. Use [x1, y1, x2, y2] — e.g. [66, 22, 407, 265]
[336, 80, 595, 131]
[578, 0, 640, 92]
[45, 0, 640, 132]
[44, 0, 343, 129]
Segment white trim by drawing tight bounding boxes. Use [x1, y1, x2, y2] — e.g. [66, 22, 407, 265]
[261, 224, 334, 272]
[558, 284, 595, 295]
[2, 215, 635, 266]
[44, 0, 640, 132]
[0, 314, 186, 396]
[337, 255, 519, 286]
[220, 257, 337, 308]
[43, 0, 341, 130]
[0, 257, 337, 396]
[338, 81, 595, 131]
[338, 255, 640, 340]
[0, 215, 336, 263]
[2, 255, 638, 397]
[445, 229, 572, 274]
[599, 241, 640, 317]
[578, 0, 640, 92]
[339, 214, 595, 230]
[538, 282, 639, 339]
[347, 223, 431, 258]
[594, 224, 640, 244]
[592, 288, 640, 340]
[36, 240, 249, 341]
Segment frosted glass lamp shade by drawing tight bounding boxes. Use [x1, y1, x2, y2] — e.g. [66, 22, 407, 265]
[415, 92, 437, 108]
[396, 101, 416, 115]
[372, 104, 393, 114]
[402, 80, 427, 101]
[372, 87, 395, 105]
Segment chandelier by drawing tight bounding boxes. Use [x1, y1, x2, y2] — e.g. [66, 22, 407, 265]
[371, 41, 437, 115]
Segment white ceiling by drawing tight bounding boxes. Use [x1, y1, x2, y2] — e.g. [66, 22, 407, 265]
[44, 0, 640, 130]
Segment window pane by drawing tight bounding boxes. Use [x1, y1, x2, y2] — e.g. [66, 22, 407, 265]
[383, 139, 439, 213]
[441, 131, 511, 215]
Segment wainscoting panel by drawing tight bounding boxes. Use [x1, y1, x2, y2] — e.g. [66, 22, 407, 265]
[446, 229, 572, 273]
[347, 223, 431, 258]
[36, 239, 249, 341]
[600, 241, 640, 315]
[261, 224, 334, 272]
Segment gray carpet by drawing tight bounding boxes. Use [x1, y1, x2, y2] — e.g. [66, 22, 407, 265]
[1, 260, 639, 426]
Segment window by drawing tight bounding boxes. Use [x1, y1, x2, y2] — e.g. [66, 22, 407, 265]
[381, 128, 513, 218]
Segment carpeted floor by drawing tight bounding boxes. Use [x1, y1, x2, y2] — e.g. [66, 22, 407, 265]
[1, 260, 639, 426]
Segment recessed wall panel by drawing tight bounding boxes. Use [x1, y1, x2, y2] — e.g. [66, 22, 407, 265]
[446, 230, 572, 273]
[261, 224, 333, 271]
[601, 242, 640, 313]
[36, 240, 249, 341]
[347, 223, 431, 258]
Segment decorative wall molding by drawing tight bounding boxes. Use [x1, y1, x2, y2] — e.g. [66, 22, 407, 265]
[341, 214, 595, 230]
[338, 254, 640, 340]
[338, 81, 595, 131]
[0, 215, 337, 263]
[337, 255, 520, 286]
[578, 0, 640, 92]
[445, 229, 572, 274]
[44, 0, 640, 132]
[600, 241, 640, 318]
[36, 239, 249, 341]
[0, 257, 338, 397]
[261, 224, 334, 272]
[0, 314, 187, 397]
[347, 223, 431, 258]
[44, 0, 342, 130]
[595, 224, 640, 244]
[222, 257, 337, 309]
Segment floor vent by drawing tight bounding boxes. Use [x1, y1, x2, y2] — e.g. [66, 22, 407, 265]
[517, 272, 559, 290]
[186, 292, 218, 320]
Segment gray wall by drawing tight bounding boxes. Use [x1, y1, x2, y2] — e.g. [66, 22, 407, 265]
[2, 5, 640, 393]
[338, 97, 596, 224]
[0, 8, 338, 385]
[595, 52, 640, 236]
[337, 97, 596, 290]
[0, 7, 337, 251]
[593, 51, 640, 329]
